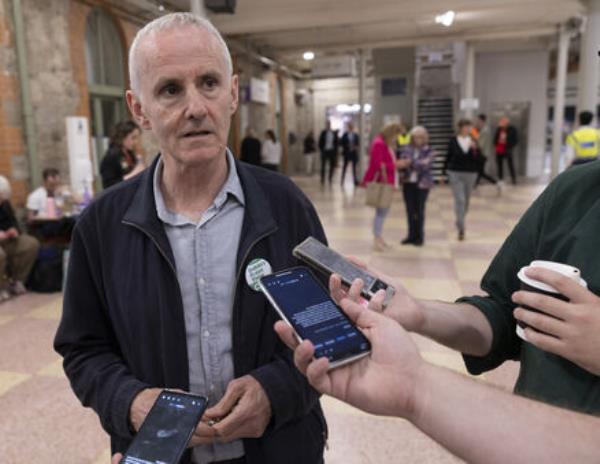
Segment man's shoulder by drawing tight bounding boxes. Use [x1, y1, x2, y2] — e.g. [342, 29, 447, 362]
[77, 174, 142, 227]
[548, 162, 600, 200]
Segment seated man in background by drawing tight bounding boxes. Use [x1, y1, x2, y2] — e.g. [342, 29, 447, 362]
[26, 168, 62, 220]
[0, 176, 40, 301]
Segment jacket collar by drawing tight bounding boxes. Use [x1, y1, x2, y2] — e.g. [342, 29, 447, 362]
[122, 154, 278, 270]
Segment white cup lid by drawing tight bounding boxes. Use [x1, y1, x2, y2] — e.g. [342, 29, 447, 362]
[518, 260, 587, 293]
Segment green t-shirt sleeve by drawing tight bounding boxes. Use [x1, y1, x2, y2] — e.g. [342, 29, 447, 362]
[459, 182, 553, 375]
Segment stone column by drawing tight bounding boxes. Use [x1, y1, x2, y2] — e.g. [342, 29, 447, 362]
[577, 0, 600, 114]
[463, 42, 476, 120]
[190, 0, 207, 16]
[551, 24, 571, 178]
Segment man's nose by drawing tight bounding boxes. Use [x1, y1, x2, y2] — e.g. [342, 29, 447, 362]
[184, 87, 208, 120]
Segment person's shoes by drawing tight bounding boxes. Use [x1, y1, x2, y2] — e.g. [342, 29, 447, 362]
[10, 281, 26, 296]
[401, 238, 413, 245]
[496, 181, 503, 196]
[458, 231, 465, 241]
[412, 240, 424, 247]
[0, 289, 11, 303]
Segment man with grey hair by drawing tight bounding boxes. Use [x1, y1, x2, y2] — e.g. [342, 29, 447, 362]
[55, 13, 327, 464]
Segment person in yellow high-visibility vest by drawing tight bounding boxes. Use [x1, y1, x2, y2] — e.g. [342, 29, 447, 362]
[566, 111, 600, 166]
[396, 123, 411, 155]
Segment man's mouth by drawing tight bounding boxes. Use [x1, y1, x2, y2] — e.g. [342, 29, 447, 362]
[182, 130, 212, 138]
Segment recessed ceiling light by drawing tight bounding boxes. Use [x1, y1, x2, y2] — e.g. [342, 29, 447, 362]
[303, 51, 315, 61]
[435, 10, 455, 27]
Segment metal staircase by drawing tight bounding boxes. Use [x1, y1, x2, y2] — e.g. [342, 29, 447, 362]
[417, 97, 454, 182]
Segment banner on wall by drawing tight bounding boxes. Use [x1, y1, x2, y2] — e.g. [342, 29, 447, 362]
[250, 78, 270, 104]
[65, 117, 94, 196]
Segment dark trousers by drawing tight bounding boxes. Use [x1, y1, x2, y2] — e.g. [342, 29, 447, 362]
[402, 183, 429, 243]
[496, 152, 516, 184]
[475, 156, 497, 186]
[320, 150, 336, 184]
[341, 151, 359, 185]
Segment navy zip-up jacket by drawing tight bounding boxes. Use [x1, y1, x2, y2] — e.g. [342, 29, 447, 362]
[54, 155, 328, 463]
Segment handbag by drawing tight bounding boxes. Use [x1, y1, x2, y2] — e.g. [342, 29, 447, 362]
[366, 165, 393, 209]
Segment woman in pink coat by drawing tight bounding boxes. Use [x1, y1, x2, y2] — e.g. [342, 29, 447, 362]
[362, 123, 402, 251]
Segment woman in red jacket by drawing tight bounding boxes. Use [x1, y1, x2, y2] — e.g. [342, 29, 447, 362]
[362, 123, 402, 251]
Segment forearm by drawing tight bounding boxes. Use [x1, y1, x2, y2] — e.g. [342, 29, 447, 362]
[417, 300, 493, 356]
[409, 364, 600, 464]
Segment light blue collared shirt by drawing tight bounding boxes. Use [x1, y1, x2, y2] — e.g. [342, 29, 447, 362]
[153, 150, 245, 463]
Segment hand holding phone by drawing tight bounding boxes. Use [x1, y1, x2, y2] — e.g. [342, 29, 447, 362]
[260, 266, 371, 369]
[120, 390, 208, 464]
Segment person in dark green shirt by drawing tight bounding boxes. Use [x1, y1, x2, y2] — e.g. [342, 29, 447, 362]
[330, 161, 600, 414]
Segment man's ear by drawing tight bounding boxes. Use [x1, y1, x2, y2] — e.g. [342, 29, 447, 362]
[126, 90, 152, 129]
[230, 74, 239, 115]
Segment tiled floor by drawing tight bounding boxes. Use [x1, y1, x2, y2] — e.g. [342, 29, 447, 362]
[0, 174, 546, 463]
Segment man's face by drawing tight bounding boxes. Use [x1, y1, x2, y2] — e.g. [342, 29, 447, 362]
[45, 175, 60, 194]
[127, 26, 238, 167]
[499, 117, 509, 128]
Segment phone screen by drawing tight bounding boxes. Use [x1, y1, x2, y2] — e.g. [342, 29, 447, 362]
[296, 238, 389, 293]
[261, 267, 370, 363]
[121, 391, 208, 464]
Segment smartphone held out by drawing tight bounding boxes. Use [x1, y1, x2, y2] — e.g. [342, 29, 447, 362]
[120, 391, 208, 464]
[293, 236, 395, 307]
[260, 266, 371, 369]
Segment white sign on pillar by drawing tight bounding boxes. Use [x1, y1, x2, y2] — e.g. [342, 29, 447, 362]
[65, 117, 94, 196]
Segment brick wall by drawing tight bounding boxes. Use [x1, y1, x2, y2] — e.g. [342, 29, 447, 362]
[0, 1, 29, 206]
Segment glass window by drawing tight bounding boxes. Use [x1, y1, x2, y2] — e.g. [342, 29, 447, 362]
[84, 8, 125, 87]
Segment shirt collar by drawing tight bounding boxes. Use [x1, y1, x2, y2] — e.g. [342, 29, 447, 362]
[153, 149, 245, 226]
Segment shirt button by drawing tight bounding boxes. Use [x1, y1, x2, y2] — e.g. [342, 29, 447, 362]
[199, 278, 206, 285]
[210, 384, 215, 391]
[204, 330, 210, 337]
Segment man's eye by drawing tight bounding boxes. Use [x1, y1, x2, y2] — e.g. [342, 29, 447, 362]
[162, 84, 179, 96]
[204, 78, 218, 89]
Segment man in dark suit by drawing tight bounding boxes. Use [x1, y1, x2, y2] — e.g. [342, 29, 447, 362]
[318, 120, 338, 185]
[240, 127, 262, 166]
[340, 122, 360, 186]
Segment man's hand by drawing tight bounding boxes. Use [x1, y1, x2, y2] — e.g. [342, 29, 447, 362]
[204, 376, 272, 443]
[0, 230, 9, 241]
[513, 266, 600, 375]
[6, 227, 18, 238]
[274, 290, 425, 419]
[328, 257, 425, 332]
[130, 388, 216, 447]
[111, 453, 122, 464]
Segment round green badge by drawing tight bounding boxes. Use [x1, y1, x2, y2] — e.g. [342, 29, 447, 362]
[245, 258, 273, 291]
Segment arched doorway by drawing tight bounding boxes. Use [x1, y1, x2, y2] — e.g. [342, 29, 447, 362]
[84, 8, 128, 187]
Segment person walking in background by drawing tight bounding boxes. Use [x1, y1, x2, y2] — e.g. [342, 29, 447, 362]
[240, 127, 262, 166]
[0, 176, 39, 301]
[318, 120, 338, 185]
[396, 123, 411, 155]
[362, 123, 401, 251]
[566, 111, 600, 167]
[340, 122, 360, 186]
[494, 116, 518, 185]
[445, 119, 481, 241]
[261, 129, 282, 171]
[474, 114, 500, 191]
[397, 126, 434, 246]
[303, 131, 317, 175]
[100, 120, 145, 189]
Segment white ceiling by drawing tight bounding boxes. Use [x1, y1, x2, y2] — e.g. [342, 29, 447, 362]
[125, 0, 585, 70]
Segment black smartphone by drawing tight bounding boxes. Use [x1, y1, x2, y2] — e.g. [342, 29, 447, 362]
[120, 391, 208, 464]
[293, 237, 395, 307]
[260, 266, 371, 369]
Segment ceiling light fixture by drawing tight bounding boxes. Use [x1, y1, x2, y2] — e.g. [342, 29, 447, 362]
[303, 51, 315, 61]
[435, 10, 455, 27]
[158, 3, 165, 12]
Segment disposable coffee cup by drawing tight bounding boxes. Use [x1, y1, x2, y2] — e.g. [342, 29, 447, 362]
[516, 260, 587, 341]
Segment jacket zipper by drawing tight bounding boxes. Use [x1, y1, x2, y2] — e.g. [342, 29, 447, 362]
[122, 221, 179, 278]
